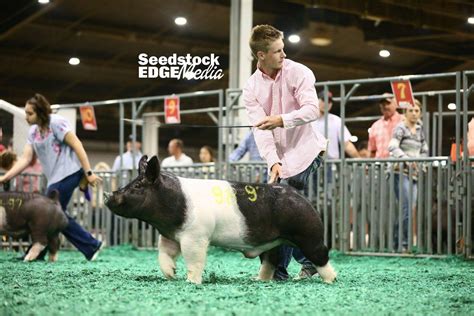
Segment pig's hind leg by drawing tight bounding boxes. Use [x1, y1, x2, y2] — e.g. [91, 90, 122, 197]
[47, 235, 61, 262]
[158, 235, 181, 280]
[180, 235, 209, 285]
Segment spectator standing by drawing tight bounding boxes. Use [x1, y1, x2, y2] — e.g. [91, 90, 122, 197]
[229, 130, 265, 182]
[388, 100, 428, 251]
[199, 145, 215, 179]
[112, 137, 143, 172]
[311, 90, 360, 159]
[369, 94, 403, 158]
[161, 138, 193, 167]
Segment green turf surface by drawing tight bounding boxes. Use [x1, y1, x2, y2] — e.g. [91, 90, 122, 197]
[1, 245, 473, 315]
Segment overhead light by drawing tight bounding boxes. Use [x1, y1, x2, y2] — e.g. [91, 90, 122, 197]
[69, 57, 80, 65]
[350, 135, 358, 142]
[379, 49, 390, 58]
[468, 17, 474, 24]
[288, 34, 300, 43]
[175, 17, 187, 26]
[310, 37, 332, 46]
[38, 0, 50, 3]
[447, 103, 456, 110]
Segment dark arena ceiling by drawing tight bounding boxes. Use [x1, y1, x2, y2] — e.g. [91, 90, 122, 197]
[1, 0, 473, 149]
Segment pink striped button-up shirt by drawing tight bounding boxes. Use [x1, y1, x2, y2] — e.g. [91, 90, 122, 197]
[243, 59, 327, 179]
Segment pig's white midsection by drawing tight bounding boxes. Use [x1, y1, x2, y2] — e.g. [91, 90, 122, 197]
[0, 206, 6, 231]
[177, 178, 249, 248]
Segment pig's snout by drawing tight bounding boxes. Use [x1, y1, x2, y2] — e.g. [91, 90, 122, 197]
[103, 191, 112, 203]
[104, 191, 124, 207]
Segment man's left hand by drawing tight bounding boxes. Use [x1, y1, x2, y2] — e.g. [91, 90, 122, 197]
[255, 115, 283, 130]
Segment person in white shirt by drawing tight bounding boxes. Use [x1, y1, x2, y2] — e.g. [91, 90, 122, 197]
[161, 138, 193, 167]
[112, 138, 143, 172]
[311, 91, 359, 159]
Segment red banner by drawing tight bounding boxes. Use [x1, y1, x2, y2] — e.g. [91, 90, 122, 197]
[164, 96, 181, 124]
[79, 105, 98, 131]
[391, 80, 416, 109]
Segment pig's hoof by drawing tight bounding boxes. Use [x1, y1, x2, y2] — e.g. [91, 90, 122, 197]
[162, 269, 176, 280]
[186, 277, 202, 285]
[316, 262, 337, 284]
[49, 254, 58, 262]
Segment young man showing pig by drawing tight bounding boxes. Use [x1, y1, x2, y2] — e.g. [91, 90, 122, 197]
[243, 24, 328, 280]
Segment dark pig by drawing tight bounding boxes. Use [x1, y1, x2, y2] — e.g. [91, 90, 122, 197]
[0, 191, 67, 261]
[104, 155, 336, 284]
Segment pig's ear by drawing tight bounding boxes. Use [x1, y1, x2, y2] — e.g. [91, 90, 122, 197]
[145, 156, 161, 183]
[138, 155, 148, 175]
[47, 189, 60, 201]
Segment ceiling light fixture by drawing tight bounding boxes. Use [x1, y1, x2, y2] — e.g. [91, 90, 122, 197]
[69, 57, 80, 66]
[175, 17, 187, 26]
[288, 34, 300, 43]
[447, 103, 456, 110]
[468, 17, 474, 24]
[38, 0, 50, 3]
[379, 49, 390, 58]
[310, 37, 332, 46]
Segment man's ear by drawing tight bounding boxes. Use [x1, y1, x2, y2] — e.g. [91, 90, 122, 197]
[257, 50, 265, 60]
[145, 156, 161, 183]
[138, 155, 148, 175]
[47, 189, 60, 202]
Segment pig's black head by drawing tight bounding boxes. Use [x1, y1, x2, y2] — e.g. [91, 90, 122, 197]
[104, 155, 161, 219]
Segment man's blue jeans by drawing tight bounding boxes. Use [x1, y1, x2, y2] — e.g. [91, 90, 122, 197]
[274, 155, 323, 280]
[393, 174, 417, 249]
[47, 169, 101, 260]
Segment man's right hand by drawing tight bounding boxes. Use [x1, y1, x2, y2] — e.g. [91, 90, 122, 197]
[268, 163, 282, 184]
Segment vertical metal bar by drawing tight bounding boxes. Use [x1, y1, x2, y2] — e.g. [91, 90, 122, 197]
[432, 113, 437, 156]
[437, 162, 443, 254]
[437, 95, 443, 156]
[422, 95, 429, 149]
[370, 164, 376, 250]
[427, 164, 433, 254]
[454, 72, 461, 254]
[397, 168, 403, 252]
[352, 162, 359, 251]
[462, 71, 469, 258]
[217, 90, 224, 179]
[388, 163, 395, 252]
[131, 101, 138, 178]
[447, 162, 453, 255]
[343, 162, 350, 252]
[379, 162, 386, 251]
[361, 162, 367, 249]
[417, 164, 424, 251]
[407, 163, 414, 252]
[119, 102, 125, 176]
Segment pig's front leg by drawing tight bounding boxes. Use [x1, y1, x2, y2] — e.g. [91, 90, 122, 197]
[24, 242, 46, 262]
[48, 235, 61, 262]
[158, 235, 181, 280]
[180, 236, 209, 285]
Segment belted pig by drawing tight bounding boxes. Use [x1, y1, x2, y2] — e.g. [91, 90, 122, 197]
[104, 155, 336, 284]
[0, 190, 67, 261]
